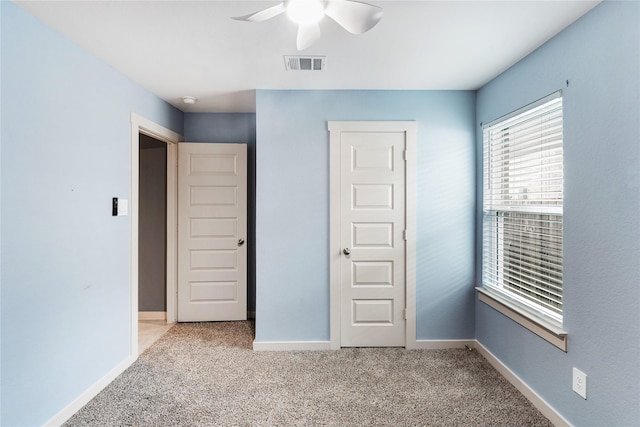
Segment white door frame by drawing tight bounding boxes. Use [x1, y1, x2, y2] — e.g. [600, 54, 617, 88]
[328, 121, 417, 350]
[130, 113, 183, 357]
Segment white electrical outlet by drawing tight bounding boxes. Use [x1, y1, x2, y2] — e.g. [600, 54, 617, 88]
[573, 367, 587, 399]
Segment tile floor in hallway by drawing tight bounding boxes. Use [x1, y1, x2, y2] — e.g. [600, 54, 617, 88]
[138, 320, 174, 355]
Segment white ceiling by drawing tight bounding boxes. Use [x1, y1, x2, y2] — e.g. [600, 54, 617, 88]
[16, 0, 600, 113]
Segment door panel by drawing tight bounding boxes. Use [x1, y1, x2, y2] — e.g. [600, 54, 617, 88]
[352, 261, 394, 286]
[340, 131, 406, 347]
[352, 299, 394, 324]
[178, 143, 247, 322]
[352, 223, 394, 248]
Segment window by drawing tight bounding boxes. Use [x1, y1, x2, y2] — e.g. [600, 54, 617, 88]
[482, 93, 564, 326]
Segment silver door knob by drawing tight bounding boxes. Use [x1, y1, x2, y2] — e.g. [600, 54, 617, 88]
[343, 248, 351, 255]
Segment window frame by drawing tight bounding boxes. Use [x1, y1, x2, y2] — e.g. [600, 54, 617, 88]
[478, 91, 568, 351]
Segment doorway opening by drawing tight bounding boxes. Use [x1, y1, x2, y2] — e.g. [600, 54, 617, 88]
[138, 134, 172, 353]
[130, 113, 182, 357]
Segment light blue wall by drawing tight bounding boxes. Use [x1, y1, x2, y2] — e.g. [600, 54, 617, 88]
[475, 2, 640, 425]
[0, 3, 183, 425]
[184, 113, 257, 313]
[255, 90, 476, 342]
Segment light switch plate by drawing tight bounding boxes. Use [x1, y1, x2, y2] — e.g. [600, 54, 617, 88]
[117, 199, 128, 216]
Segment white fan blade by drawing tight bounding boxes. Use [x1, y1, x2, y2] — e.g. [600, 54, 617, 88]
[232, 3, 286, 22]
[297, 23, 321, 50]
[324, 0, 383, 34]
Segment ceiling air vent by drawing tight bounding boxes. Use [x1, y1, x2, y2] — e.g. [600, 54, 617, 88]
[284, 55, 326, 71]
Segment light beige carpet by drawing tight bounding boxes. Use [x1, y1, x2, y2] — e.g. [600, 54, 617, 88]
[65, 321, 552, 426]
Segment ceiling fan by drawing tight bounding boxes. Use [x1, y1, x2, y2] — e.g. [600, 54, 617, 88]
[233, 0, 384, 51]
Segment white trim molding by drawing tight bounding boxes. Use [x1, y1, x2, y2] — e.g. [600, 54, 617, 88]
[413, 340, 476, 350]
[404, 123, 418, 349]
[130, 113, 183, 358]
[328, 121, 418, 350]
[165, 142, 178, 324]
[44, 355, 136, 426]
[477, 288, 568, 351]
[475, 341, 571, 427]
[253, 341, 332, 351]
[138, 311, 167, 321]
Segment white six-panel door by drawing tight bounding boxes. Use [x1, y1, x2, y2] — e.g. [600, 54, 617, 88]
[177, 143, 247, 322]
[332, 124, 411, 347]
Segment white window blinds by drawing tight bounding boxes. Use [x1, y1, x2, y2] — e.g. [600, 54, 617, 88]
[482, 93, 563, 322]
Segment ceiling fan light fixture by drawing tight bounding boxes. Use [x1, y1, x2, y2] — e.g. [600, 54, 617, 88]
[233, 0, 383, 50]
[286, 0, 325, 25]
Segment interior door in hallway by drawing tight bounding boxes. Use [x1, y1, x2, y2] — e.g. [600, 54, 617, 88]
[338, 126, 407, 347]
[178, 143, 247, 321]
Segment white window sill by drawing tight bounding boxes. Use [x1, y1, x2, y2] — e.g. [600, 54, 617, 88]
[476, 287, 568, 352]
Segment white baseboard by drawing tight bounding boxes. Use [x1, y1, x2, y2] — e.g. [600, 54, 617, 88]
[253, 340, 476, 351]
[412, 339, 476, 350]
[475, 341, 570, 427]
[138, 311, 166, 321]
[253, 341, 332, 351]
[44, 355, 136, 427]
